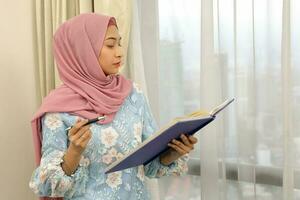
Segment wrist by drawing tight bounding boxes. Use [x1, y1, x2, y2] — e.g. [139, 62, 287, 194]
[61, 148, 82, 176]
[159, 155, 171, 166]
[159, 149, 180, 165]
[68, 144, 83, 157]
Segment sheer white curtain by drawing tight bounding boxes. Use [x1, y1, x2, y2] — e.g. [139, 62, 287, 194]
[127, 1, 160, 199]
[140, 0, 300, 199]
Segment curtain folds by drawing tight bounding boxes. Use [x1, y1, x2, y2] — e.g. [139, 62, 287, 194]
[154, 0, 299, 199]
[33, 0, 299, 199]
[33, 0, 89, 102]
[281, 0, 294, 199]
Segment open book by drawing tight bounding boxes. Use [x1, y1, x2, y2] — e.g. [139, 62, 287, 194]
[105, 98, 235, 174]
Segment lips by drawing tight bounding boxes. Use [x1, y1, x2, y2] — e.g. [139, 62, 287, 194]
[113, 61, 121, 67]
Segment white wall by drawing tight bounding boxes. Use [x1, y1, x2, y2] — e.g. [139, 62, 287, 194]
[0, 0, 38, 199]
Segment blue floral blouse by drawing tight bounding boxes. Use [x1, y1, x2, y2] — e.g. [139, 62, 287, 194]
[29, 83, 188, 200]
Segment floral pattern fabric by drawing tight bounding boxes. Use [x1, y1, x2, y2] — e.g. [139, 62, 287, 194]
[29, 83, 188, 200]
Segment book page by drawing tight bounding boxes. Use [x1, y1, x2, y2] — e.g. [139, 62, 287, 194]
[209, 98, 235, 116]
[172, 98, 234, 121]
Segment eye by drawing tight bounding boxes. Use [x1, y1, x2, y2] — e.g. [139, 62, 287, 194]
[106, 45, 114, 48]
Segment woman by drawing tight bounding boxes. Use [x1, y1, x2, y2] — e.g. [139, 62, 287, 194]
[29, 13, 198, 200]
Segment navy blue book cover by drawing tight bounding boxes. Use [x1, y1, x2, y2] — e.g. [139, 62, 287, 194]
[105, 98, 234, 174]
[105, 116, 215, 174]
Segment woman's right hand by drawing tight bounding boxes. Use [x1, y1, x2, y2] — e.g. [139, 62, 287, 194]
[67, 118, 92, 155]
[61, 119, 92, 175]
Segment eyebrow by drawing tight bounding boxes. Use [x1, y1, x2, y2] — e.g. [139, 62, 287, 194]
[105, 36, 122, 41]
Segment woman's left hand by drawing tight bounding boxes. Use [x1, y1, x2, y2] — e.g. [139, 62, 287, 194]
[168, 134, 198, 156]
[160, 134, 198, 165]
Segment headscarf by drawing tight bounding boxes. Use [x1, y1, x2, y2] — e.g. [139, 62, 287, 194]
[31, 13, 132, 199]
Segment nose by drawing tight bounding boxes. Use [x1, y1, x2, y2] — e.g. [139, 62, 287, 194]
[115, 45, 124, 58]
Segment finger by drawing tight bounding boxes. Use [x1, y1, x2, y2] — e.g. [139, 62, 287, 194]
[75, 124, 91, 137]
[80, 131, 92, 147]
[68, 119, 88, 136]
[189, 135, 198, 144]
[73, 129, 91, 146]
[180, 134, 193, 148]
[70, 126, 90, 142]
[168, 143, 187, 155]
[75, 130, 92, 146]
[171, 139, 191, 153]
[69, 125, 91, 142]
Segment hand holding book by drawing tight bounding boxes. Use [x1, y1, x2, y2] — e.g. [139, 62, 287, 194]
[158, 99, 236, 165]
[160, 134, 198, 165]
[105, 98, 235, 174]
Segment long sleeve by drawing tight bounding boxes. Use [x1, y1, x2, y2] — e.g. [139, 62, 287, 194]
[29, 113, 90, 198]
[139, 93, 189, 178]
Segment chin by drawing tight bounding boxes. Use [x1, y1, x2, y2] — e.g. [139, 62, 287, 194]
[107, 71, 119, 76]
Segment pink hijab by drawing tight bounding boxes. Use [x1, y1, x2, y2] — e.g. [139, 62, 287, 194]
[31, 13, 132, 199]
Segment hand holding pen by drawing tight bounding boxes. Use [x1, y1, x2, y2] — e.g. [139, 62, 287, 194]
[62, 118, 93, 175]
[66, 116, 105, 155]
[61, 115, 105, 175]
[65, 116, 106, 131]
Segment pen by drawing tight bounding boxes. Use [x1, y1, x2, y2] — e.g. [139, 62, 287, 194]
[65, 115, 106, 131]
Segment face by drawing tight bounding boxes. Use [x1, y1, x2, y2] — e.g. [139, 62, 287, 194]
[98, 25, 123, 76]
